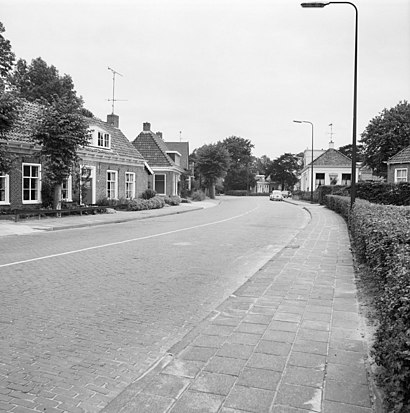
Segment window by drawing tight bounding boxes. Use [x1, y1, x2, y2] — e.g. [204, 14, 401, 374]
[97, 131, 110, 148]
[341, 173, 351, 185]
[395, 168, 408, 183]
[61, 177, 72, 201]
[22, 163, 41, 203]
[154, 174, 166, 195]
[0, 174, 10, 204]
[125, 172, 135, 199]
[315, 173, 325, 187]
[106, 170, 118, 199]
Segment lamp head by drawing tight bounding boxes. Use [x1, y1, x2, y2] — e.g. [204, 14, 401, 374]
[301, 2, 329, 7]
[293, 120, 303, 123]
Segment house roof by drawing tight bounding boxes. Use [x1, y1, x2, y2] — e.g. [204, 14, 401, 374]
[312, 148, 352, 166]
[387, 145, 410, 164]
[132, 126, 184, 171]
[5, 100, 43, 143]
[165, 141, 190, 169]
[85, 117, 145, 161]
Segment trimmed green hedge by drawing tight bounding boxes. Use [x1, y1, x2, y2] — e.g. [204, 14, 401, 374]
[127, 196, 165, 211]
[325, 195, 410, 412]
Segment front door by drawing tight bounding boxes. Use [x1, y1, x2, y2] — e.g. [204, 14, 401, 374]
[81, 166, 95, 205]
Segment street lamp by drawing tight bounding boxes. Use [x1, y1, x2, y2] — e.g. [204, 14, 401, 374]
[293, 120, 314, 203]
[301, 1, 358, 208]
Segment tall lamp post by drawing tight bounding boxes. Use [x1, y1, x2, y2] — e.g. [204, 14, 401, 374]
[301, 1, 358, 208]
[293, 120, 314, 203]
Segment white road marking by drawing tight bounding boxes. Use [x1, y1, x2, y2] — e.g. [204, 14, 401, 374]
[0, 207, 258, 268]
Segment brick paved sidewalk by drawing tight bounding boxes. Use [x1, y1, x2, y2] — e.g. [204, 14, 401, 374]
[102, 204, 378, 413]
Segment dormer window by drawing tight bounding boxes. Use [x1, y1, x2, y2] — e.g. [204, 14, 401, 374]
[89, 127, 111, 149]
[98, 131, 110, 148]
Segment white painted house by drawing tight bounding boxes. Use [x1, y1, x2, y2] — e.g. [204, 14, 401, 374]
[299, 141, 359, 191]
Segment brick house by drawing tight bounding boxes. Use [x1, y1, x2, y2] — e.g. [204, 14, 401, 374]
[0, 102, 152, 210]
[386, 145, 410, 183]
[132, 123, 185, 196]
[299, 141, 359, 191]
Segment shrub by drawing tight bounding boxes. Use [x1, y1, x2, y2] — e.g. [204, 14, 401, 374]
[127, 196, 165, 211]
[164, 195, 181, 206]
[225, 190, 248, 196]
[356, 181, 410, 206]
[191, 190, 206, 201]
[141, 188, 157, 200]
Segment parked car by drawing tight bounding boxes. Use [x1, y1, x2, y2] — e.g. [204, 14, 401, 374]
[281, 190, 291, 198]
[269, 190, 283, 201]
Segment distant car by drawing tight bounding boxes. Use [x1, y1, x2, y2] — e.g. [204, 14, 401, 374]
[281, 190, 291, 198]
[269, 190, 283, 201]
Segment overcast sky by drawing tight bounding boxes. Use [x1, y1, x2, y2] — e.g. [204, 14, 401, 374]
[3, 0, 410, 158]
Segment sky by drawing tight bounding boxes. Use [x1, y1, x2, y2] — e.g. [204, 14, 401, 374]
[2, 0, 410, 159]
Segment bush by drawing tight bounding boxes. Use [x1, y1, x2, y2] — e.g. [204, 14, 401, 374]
[225, 190, 248, 196]
[323, 195, 350, 221]
[164, 195, 181, 206]
[191, 190, 206, 201]
[127, 196, 165, 211]
[356, 181, 410, 206]
[141, 188, 157, 200]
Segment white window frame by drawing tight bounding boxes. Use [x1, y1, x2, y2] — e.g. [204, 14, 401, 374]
[125, 172, 135, 199]
[154, 173, 166, 195]
[395, 168, 408, 183]
[0, 173, 10, 205]
[106, 170, 118, 199]
[22, 163, 42, 204]
[61, 176, 73, 202]
[89, 127, 111, 149]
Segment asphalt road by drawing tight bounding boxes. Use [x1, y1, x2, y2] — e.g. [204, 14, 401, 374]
[0, 196, 309, 412]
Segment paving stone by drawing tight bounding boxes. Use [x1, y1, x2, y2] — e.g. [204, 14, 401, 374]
[297, 328, 329, 343]
[162, 359, 204, 379]
[282, 365, 324, 388]
[292, 339, 328, 355]
[288, 352, 326, 370]
[268, 320, 299, 332]
[169, 390, 224, 413]
[255, 340, 292, 356]
[325, 380, 372, 408]
[326, 363, 368, 384]
[300, 320, 330, 331]
[250, 306, 276, 316]
[263, 330, 296, 343]
[216, 343, 254, 360]
[203, 325, 236, 337]
[189, 372, 236, 396]
[271, 405, 317, 413]
[275, 383, 322, 412]
[224, 385, 275, 413]
[246, 353, 287, 372]
[303, 312, 332, 322]
[193, 335, 227, 348]
[322, 400, 373, 412]
[142, 374, 190, 399]
[329, 339, 364, 353]
[237, 367, 281, 391]
[273, 312, 302, 323]
[327, 349, 365, 366]
[243, 314, 272, 325]
[228, 332, 261, 346]
[235, 322, 268, 335]
[180, 346, 218, 363]
[118, 392, 174, 413]
[204, 356, 246, 376]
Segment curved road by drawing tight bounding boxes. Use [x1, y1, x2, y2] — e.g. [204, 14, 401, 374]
[0, 196, 309, 412]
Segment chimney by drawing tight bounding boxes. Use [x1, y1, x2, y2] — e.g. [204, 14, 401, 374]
[156, 131, 163, 139]
[143, 122, 151, 132]
[329, 140, 335, 149]
[107, 114, 119, 128]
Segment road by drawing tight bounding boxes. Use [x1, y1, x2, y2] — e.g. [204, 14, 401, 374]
[0, 196, 309, 412]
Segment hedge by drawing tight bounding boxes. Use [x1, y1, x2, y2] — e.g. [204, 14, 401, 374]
[325, 195, 410, 412]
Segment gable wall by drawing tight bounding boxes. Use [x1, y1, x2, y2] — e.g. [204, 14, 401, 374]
[387, 162, 410, 183]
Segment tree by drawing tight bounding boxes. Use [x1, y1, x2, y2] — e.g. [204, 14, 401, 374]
[0, 21, 19, 173]
[254, 155, 271, 175]
[34, 95, 90, 209]
[222, 136, 254, 191]
[360, 101, 410, 177]
[265, 153, 301, 190]
[9, 57, 82, 106]
[195, 143, 230, 199]
[338, 143, 364, 162]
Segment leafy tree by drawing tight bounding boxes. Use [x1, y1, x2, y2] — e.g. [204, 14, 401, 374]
[34, 95, 90, 209]
[195, 143, 230, 199]
[9, 57, 82, 106]
[360, 101, 410, 177]
[0, 22, 15, 85]
[222, 136, 254, 191]
[254, 155, 271, 175]
[265, 153, 301, 190]
[338, 143, 364, 162]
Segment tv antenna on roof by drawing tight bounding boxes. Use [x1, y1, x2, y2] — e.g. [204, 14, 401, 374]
[107, 67, 127, 114]
[328, 123, 335, 142]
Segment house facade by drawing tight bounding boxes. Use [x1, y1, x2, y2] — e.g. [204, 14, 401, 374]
[0, 103, 152, 210]
[386, 145, 410, 183]
[132, 123, 185, 196]
[299, 142, 359, 191]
